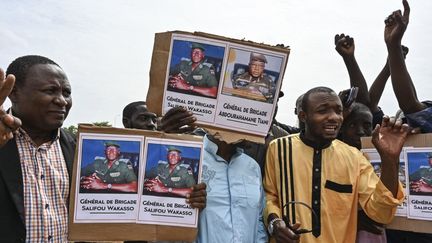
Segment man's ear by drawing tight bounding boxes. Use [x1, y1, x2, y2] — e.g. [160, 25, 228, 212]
[122, 118, 130, 128]
[299, 110, 307, 123]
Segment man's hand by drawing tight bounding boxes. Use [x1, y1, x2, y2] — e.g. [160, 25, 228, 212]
[410, 180, 432, 193]
[80, 173, 106, 190]
[372, 116, 409, 159]
[186, 182, 206, 209]
[335, 33, 355, 58]
[0, 68, 21, 147]
[160, 106, 197, 134]
[274, 221, 301, 243]
[168, 75, 190, 90]
[144, 178, 167, 193]
[384, 0, 410, 46]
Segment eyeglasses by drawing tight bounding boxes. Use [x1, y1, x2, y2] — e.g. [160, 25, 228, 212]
[282, 201, 319, 234]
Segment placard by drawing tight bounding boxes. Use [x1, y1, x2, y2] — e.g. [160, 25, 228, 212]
[147, 31, 290, 141]
[68, 125, 203, 241]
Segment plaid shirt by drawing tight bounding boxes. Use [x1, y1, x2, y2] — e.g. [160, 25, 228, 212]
[16, 128, 69, 242]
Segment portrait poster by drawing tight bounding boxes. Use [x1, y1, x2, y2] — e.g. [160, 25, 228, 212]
[149, 31, 290, 138]
[74, 133, 144, 223]
[137, 137, 203, 228]
[405, 147, 432, 221]
[362, 148, 408, 216]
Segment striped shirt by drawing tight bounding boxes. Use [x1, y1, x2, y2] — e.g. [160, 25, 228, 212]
[16, 128, 69, 242]
[264, 133, 404, 243]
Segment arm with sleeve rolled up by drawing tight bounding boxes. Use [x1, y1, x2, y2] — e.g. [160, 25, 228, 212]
[358, 116, 409, 224]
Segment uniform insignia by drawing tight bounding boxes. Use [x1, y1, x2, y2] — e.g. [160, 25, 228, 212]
[171, 177, 181, 182]
[210, 69, 215, 75]
[193, 75, 203, 80]
[115, 161, 119, 165]
[127, 164, 133, 169]
[110, 172, 120, 177]
[187, 170, 193, 175]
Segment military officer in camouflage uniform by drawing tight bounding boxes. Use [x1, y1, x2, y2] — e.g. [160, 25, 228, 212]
[80, 142, 138, 193]
[410, 154, 432, 193]
[168, 43, 218, 98]
[144, 146, 196, 197]
[232, 52, 275, 103]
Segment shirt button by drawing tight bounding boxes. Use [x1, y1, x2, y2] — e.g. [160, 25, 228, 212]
[315, 168, 319, 172]
[314, 185, 318, 190]
[45, 204, 49, 209]
[314, 200, 318, 205]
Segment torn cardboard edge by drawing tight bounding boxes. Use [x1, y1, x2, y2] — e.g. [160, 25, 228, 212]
[68, 124, 200, 241]
[146, 30, 290, 144]
[361, 133, 432, 234]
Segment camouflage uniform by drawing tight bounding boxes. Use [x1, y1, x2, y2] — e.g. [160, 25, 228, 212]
[233, 72, 275, 101]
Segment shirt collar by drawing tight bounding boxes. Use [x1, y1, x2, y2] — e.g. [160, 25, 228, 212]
[299, 130, 332, 150]
[203, 135, 243, 162]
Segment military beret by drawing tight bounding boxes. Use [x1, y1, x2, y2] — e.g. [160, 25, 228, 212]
[250, 52, 267, 63]
[191, 42, 205, 51]
[104, 141, 120, 148]
[167, 146, 182, 153]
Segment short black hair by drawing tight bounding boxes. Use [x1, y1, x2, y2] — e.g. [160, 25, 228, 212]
[123, 101, 147, 120]
[301, 86, 336, 112]
[6, 55, 60, 87]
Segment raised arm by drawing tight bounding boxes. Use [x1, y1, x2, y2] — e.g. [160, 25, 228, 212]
[369, 46, 409, 113]
[385, 0, 425, 114]
[372, 116, 409, 197]
[335, 34, 370, 107]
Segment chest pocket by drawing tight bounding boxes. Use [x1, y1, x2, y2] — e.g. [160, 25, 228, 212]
[324, 180, 353, 215]
[242, 175, 261, 207]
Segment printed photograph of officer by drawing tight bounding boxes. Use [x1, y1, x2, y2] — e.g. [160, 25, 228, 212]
[167, 39, 225, 99]
[408, 151, 432, 196]
[143, 143, 201, 198]
[79, 139, 141, 194]
[222, 48, 284, 103]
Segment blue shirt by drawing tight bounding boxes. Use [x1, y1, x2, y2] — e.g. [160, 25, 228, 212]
[195, 136, 268, 243]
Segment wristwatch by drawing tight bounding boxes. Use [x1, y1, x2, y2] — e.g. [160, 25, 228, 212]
[189, 85, 194, 91]
[168, 187, 173, 193]
[107, 183, 112, 190]
[268, 218, 285, 235]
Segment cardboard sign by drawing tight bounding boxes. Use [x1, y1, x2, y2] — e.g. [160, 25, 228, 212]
[69, 124, 203, 241]
[146, 31, 290, 143]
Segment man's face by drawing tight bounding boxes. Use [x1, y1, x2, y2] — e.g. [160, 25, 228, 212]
[249, 60, 265, 78]
[129, 105, 157, 130]
[105, 146, 120, 161]
[167, 151, 181, 165]
[339, 108, 373, 149]
[301, 91, 343, 143]
[11, 64, 72, 133]
[191, 48, 204, 63]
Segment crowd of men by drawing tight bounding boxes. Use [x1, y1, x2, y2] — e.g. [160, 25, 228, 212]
[0, 0, 431, 242]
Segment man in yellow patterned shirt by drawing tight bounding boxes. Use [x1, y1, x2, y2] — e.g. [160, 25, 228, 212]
[264, 87, 408, 243]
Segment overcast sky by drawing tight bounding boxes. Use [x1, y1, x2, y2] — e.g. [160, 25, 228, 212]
[1, 0, 431, 128]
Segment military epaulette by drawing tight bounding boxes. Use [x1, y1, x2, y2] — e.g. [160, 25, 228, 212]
[94, 156, 105, 160]
[118, 158, 131, 164]
[179, 163, 191, 169]
[202, 62, 213, 68]
[158, 160, 168, 165]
